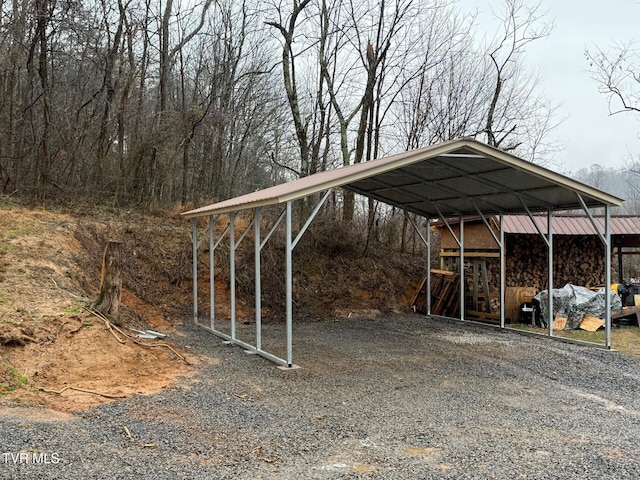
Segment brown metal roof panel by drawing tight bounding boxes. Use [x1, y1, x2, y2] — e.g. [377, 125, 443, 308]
[182, 139, 466, 217]
[613, 216, 640, 234]
[501, 215, 640, 235]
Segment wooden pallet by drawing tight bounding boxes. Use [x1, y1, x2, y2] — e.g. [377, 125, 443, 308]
[411, 269, 460, 317]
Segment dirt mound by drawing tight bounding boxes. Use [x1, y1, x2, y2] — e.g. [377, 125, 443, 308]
[0, 202, 197, 412]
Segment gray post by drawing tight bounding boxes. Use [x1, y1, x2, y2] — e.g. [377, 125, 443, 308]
[459, 216, 465, 321]
[192, 219, 198, 324]
[426, 219, 431, 316]
[209, 216, 215, 330]
[230, 212, 236, 340]
[286, 201, 293, 367]
[500, 213, 505, 329]
[547, 210, 554, 336]
[605, 206, 612, 348]
[255, 208, 262, 351]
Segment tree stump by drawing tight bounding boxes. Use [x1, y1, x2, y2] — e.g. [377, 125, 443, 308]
[90, 241, 123, 325]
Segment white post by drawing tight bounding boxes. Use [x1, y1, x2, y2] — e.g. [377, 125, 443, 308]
[605, 206, 612, 348]
[255, 208, 262, 351]
[500, 213, 505, 329]
[230, 212, 236, 340]
[459, 216, 465, 321]
[209, 216, 215, 329]
[192, 219, 198, 324]
[286, 201, 293, 367]
[547, 210, 554, 336]
[426, 219, 431, 316]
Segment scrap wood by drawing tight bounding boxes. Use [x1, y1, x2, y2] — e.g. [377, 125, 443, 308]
[84, 306, 189, 365]
[38, 385, 127, 399]
[552, 316, 568, 331]
[579, 315, 605, 332]
[409, 276, 427, 307]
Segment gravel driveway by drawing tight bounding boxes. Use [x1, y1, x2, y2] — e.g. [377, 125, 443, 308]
[2, 314, 640, 479]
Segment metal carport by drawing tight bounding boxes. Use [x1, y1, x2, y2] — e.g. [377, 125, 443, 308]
[182, 138, 624, 368]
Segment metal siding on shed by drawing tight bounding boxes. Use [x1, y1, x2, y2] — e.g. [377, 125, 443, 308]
[499, 215, 640, 236]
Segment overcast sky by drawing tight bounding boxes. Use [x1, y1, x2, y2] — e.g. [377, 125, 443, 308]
[458, 0, 639, 174]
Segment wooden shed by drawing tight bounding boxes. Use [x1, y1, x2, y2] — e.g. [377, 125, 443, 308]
[432, 215, 640, 322]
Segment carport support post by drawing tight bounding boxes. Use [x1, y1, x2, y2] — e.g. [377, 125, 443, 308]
[209, 215, 215, 329]
[255, 208, 262, 350]
[192, 219, 198, 324]
[605, 205, 612, 347]
[230, 212, 236, 340]
[459, 216, 465, 321]
[547, 210, 554, 336]
[499, 214, 505, 329]
[286, 201, 293, 367]
[427, 219, 431, 316]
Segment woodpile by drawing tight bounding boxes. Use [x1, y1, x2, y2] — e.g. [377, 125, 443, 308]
[507, 235, 604, 290]
[412, 234, 607, 323]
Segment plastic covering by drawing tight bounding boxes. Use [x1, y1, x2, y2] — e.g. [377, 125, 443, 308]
[533, 284, 622, 330]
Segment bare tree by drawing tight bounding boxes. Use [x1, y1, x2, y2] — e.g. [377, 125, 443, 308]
[266, 0, 318, 179]
[586, 40, 640, 209]
[318, 0, 425, 222]
[483, 0, 553, 152]
[586, 42, 640, 115]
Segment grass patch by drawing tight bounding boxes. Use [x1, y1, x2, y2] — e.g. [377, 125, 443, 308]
[6, 364, 28, 385]
[0, 364, 29, 396]
[511, 324, 640, 356]
[5, 227, 35, 239]
[65, 306, 81, 313]
[0, 241, 14, 252]
[0, 195, 21, 209]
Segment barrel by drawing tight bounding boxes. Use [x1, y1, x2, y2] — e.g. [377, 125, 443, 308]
[505, 286, 537, 323]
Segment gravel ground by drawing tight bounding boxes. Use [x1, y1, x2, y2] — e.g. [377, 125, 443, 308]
[2, 314, 640, 479]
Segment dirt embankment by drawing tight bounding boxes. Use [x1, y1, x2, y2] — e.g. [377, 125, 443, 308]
[0, 204, 199, 411]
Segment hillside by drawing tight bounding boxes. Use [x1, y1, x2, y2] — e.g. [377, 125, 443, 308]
[0, 198, 424, 411]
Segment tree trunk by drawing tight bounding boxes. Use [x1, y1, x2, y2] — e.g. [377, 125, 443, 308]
[91, 241, 123, 324]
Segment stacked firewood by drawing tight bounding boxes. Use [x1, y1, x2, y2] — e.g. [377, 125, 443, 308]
[506, 235, 605, 290]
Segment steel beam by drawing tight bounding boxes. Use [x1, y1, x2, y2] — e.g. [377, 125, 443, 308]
[230, 212, 236, 340]
[192, 219, 198, 324]
[209, 215, 215, 329]
[605, 206, 612, 348]
[460, 216, 465, 321]
[547, 210, 554, 336]
[499, 213, 505, 329]
[286, 201, 293, 367]
[255, 208, 262, 350]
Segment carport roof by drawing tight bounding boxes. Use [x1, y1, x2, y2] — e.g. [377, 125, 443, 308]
[182, 138, 623, 218]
